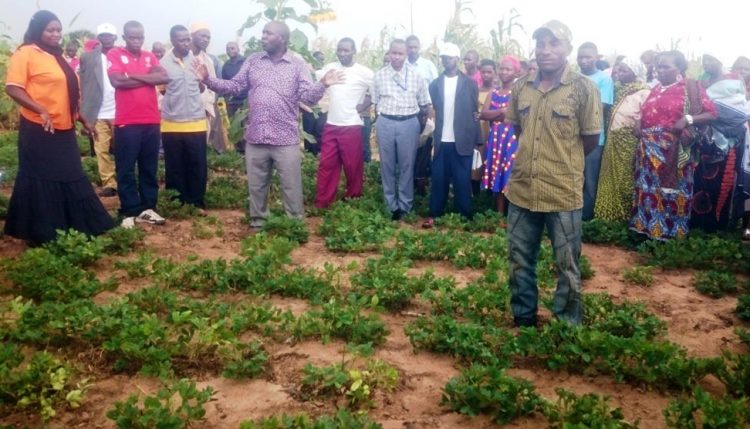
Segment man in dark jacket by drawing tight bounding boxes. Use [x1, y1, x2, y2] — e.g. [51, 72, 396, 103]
[423, 42, 481, 227]
[79, 23, 119, 197]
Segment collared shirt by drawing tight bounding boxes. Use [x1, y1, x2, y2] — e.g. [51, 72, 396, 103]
[6, 44, 74, 129]
[505, 64, 602, 212]
[408, 56, 438, 84]
[107, 47, 161, 125]
[205, 50, 326, 146]
[372, 64, 431, 116]
[583, 69, 614, 145]
[160, 50, 207, 132]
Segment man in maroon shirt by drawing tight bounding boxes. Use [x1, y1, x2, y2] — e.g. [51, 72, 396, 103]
[194, 21, 343, 228]
[108, 21, 170, 229]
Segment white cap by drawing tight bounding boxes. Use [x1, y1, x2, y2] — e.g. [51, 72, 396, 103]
[96, 23, 117, 36]
[439, 42, 461, 58]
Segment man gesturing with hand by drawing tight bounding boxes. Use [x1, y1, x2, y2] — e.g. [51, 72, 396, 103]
[193, 21, 343, 228]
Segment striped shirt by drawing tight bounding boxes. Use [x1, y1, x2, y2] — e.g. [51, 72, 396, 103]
[505, 65, 602, 212]
[372, 64, 431, 116]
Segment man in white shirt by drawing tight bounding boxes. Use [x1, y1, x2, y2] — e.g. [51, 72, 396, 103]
[314, 38, 374, 208]
[423, 43, 481, 227]
[79, 23, 119, 197]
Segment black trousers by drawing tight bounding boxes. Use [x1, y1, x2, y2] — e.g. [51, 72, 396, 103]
[162, 131, 208, 208]
[114, 124, 161, 216]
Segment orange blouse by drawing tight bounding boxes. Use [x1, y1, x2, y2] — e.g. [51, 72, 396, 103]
[5, 44, 75, 129]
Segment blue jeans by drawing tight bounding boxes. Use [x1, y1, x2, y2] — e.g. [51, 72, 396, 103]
[114, 124, 161, 217]
[507, 202, 583, 325]
[583, 145, 603, 221]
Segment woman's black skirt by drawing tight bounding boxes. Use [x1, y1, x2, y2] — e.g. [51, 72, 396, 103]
[3, 117, 114, 243]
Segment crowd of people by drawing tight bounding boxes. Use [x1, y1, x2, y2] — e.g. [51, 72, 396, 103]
[4, 11, 750, 327]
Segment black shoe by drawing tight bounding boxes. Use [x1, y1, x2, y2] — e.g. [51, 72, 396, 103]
[391, 209, 403, 221]
[98, 187, 118, 197]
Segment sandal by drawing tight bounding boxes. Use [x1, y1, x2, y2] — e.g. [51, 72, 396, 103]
[421, 218, 435, 229]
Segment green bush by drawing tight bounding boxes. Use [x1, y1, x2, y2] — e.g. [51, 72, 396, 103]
[318, 204, 393, 252]
[240, 409, 382, 429]
[622, 265, 654, 287]
[262, 214, 309, 244]
[692, 271, 737, 298]
[0, 344, 87, 421]
[736, 295, 750, 321]
[442, 364, 542, 424]
[664, 388, 750, 429]
[106, 379, 214, 429]
[3, 247, 108, 302]
[543, 388, 638, 428]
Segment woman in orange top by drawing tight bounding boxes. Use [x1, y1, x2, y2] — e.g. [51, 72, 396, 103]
[4, 10, 113, 244]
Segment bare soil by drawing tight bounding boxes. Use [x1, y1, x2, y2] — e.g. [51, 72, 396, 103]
[1, 206, 748, 429]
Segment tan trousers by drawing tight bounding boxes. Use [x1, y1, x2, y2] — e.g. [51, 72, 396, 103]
[94, 119, 117, 189]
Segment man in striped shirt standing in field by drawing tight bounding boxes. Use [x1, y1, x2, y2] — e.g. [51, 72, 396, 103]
[504, 20, 602, 327]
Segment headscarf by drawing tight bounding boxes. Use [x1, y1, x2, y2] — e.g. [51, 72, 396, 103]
[499, 55, 521, 73]
[23, 10, 79, 126]
[189, 22, 211, 34]
[620, 56, 647, 82]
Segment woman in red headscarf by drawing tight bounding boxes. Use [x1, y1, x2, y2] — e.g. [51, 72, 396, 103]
[480, 55, 520, 214]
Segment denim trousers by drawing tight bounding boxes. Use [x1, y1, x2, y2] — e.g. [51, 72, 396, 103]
[507, 202, 583, 325]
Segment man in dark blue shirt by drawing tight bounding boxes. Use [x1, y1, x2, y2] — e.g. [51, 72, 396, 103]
[221, 41, 247, 152]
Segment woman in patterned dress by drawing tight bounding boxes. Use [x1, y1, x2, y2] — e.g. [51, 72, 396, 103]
[594, 58, 650, 222]
[480, 55, 520, 214]
[630, 51, 717, 240]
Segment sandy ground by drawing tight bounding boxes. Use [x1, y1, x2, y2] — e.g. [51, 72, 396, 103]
[0, 205, 748, 429]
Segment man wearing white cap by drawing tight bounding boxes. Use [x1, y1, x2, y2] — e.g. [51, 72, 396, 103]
[190, 22, 227, 153]
[422, 43, 481, 228]
[79, 23, 119, 197]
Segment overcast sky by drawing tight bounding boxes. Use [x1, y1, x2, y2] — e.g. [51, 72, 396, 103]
[1, 0, 748, 66]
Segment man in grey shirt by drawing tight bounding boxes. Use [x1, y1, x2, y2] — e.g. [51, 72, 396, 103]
[160, 25, 208, 208]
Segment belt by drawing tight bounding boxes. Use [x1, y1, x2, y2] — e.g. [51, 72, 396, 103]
[380, 113, 417, 121]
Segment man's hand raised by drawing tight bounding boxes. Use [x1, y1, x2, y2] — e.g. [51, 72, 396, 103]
[192, 58, 210, 82]
[321, 69, 346, 87]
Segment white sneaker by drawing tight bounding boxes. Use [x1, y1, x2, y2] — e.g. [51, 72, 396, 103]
[121, 217, 136, 229]
[136, 209, 166, 225]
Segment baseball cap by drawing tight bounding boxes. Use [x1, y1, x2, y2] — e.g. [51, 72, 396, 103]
[96, 23, 117, 36]
[532, 20, 572, 44]
[439, 42, 461, 58]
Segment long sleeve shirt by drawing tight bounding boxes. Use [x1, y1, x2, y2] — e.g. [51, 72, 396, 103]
[205, 51, 326, 146]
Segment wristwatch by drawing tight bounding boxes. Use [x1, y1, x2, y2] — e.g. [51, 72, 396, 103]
[684, 114, 694, 126]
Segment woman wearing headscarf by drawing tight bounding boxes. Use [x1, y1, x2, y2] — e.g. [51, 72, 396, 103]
[480, 55, 520, 214]
[690, 54, 750, 233]
[4, 10, 113, 244]
[593, 57, 651, 222]
[630, 51, 717, 240]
